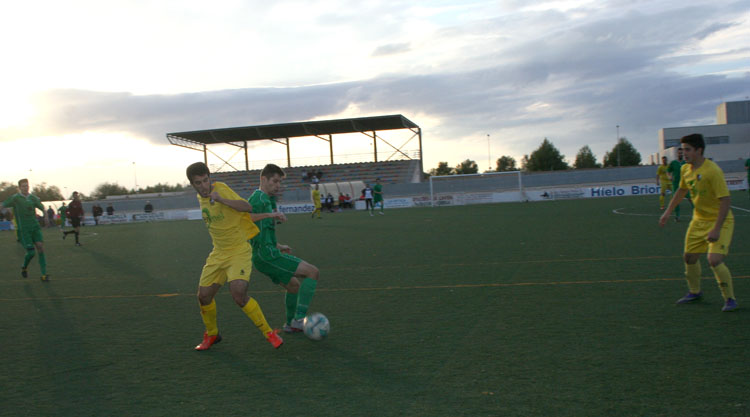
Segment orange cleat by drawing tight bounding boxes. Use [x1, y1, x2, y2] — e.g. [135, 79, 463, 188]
[266, 330, 284, 349]
[195, 332, 222, 351]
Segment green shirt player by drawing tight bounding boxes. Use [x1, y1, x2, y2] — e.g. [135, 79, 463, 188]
[2, 178, 49, 281]
[58, 203, 67, 228]
[373, 177, 384, 215]
[667, 148, 690, 221]
[249, 164, 321, 333]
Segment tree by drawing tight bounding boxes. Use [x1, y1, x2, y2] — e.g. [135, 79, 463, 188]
[573, 145, 600, 169]
[139, 183, 188, 194]
[522, 138, 568, 171]
[429, 162, 454, 176]
[0, 181, 16, 203]
[455, 159, 478, 175]
[495, 156, 517, 172]
[603, 137, 641, 167]
[92, 182, 130, 200]
[32, 183, 64, 201]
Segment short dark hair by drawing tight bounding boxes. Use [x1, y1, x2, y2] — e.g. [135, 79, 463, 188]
[18, 178, 28, 187]
[260, 164, 285, 179]
[680, 134, 705, 153]
[186, 162, 210, 182]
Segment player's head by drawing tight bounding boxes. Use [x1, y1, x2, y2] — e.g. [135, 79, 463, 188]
[680, 134, 705, 162]
[661, 156, 667, 165]
[17, 178, 29, 195]
[259, 164, 286, 196]
[186, 162, 212, 198]
[376, 177, 381, 183]
[315, 184, 319, 190]
[72, 191, 80, 200]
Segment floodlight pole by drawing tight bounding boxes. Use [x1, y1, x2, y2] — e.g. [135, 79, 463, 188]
[616, 125, 620, 167]
[487, 134, 491, 171]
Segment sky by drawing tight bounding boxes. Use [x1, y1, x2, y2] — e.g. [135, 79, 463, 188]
[1, 0, 749, 196]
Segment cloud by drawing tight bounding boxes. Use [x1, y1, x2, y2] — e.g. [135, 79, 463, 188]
[372, 42, 411, 57]
[3, 0, 748, 167]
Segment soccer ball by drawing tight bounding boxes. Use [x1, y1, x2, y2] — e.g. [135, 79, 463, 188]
[303, 313, 330, 341]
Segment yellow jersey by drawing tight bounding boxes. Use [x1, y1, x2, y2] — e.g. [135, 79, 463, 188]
[657, 165, 671, 184]
[197, 182, 259, 254]
[679, 159, 733, 222]
[311, 189, 321, 206]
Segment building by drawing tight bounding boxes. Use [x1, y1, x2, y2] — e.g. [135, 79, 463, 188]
[651, 100, 750, 164]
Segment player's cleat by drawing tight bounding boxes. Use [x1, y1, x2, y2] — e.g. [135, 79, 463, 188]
[40, 275, 50, 282]
[722, 298, 738, 312]
[62, 232, 66, 240]
[75, 242, 82, 247]
[282, 319, 304, 334]
[195, 332, 222, 351]
[676, 291, 703, 304]
[379, 211, 384, 215]
[21, 268, 28, 278]
[266, 329, 284, 349]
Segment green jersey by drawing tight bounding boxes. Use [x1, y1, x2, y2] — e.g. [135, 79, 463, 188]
[373, 183, 383, 201]
[248, 189, 278, 250]
[3, 193, 43, 230]
[667, 160, 685, 184]
[745, 159, 750, 177]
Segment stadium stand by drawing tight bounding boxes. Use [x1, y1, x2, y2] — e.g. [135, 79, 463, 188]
[211, 160, 421, 197]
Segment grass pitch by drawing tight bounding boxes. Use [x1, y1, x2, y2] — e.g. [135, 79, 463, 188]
[1, 191, 749, 416]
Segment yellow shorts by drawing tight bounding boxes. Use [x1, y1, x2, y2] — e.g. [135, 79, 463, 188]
[199, 247, 253, 287]
[660, 183, 671, 195]
[684, 218, 734, 255]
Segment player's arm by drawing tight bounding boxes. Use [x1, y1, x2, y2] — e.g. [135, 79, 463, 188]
[250, 212, 286, 222]
[210, 191, 252, 212]
[659, 187, 688, 227]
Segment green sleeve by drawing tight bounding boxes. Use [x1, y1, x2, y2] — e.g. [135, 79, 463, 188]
[33, 196, 44, 211]
[2, 194, 16, 208]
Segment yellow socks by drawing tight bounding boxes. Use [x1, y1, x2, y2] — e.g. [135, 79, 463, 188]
[710, 263, 735, 300]
[199, 300, 218, 336]
[241, 297, 273, 335]
[685, 262, 702, 294]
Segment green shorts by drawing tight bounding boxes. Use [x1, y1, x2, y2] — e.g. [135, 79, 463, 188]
[20, 225, 43, 249]
[253, 246, 301, 285]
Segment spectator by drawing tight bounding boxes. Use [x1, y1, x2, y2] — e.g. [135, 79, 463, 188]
[106, 203, 114, 216]
[338, 193, 346, 210]
[92, 204, 103, 225]
[301, 170, 308, 182]
[344, 193, 353, 209]
[144, 201, 154, 213]
[316, 170, 323, 180]
[325, 193, 334, 212]
[46, 206, 55, 228]
[311, 175, 319, 185]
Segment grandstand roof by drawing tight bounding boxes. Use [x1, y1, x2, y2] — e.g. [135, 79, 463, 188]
[166, 114, 423, 172]
[166, 114, 419, 146]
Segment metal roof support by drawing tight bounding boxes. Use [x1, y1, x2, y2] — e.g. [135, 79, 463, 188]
[329, 134, 334, 164]
[244, 141, 249, 171]
[373, 131, 378, 162]
[286, 138, 291, 168]
[418, 128, 423, 176]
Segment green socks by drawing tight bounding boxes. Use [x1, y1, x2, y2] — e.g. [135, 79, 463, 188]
[39, 252, 47, 275]
[294, 278, 318, 320]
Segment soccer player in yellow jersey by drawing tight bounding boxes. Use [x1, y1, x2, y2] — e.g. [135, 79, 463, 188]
[311, 184, 322, 219]
[186, 162, 284, 350]
[659, 134, 737, 312]
[656, 156, 671, 209]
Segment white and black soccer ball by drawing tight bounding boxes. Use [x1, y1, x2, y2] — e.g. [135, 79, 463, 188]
[303, 312, 330, 341]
